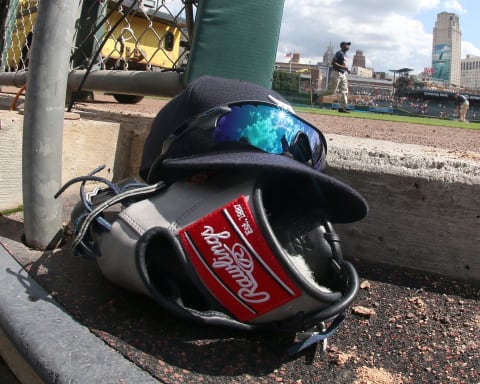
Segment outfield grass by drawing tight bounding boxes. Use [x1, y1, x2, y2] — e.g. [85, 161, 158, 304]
[142, 94, 479, 130]
[295, 106, 480, 130]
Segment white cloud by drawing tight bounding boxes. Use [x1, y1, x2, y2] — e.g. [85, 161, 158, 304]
[443, 0, 466, 13]
[462, 41, 480, 58]
[277, 1, 436, 74]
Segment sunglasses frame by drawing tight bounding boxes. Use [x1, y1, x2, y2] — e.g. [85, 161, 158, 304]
[160, 100, 328, 171]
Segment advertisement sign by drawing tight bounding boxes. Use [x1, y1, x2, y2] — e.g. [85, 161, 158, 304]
[432, 44, 451, 81]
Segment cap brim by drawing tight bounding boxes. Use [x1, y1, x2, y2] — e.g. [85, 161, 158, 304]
[161, 151, 368, 223]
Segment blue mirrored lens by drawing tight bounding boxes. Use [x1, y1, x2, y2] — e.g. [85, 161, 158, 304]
[212, 104, 323, 169]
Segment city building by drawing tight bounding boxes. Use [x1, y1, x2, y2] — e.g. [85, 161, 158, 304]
[275, 50, 392, 100]
[322, 42, 334, 66]
[351, 66, 373, 78]
[274, 60, 321, 92]
[461, 55, 480, 90]
[290, 52, 301, 64]
[352, 50, 366, 68]
[432, 12, 462, 87]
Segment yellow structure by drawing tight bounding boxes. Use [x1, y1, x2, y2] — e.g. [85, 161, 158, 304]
[100, 11, 183, 71]
[5, 0, 183, 72]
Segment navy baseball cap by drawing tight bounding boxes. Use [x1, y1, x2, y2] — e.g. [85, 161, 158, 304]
[139, 75, 368, 223]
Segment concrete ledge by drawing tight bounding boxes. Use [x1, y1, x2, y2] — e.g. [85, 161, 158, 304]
[324, 134, 480, 283]
[0, 111, 120, 211]
[0, 243, 158, 384]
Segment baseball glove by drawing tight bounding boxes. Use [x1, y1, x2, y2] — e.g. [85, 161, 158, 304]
[58, 166, 359, 354]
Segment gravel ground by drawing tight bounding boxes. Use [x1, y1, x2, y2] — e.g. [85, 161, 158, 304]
[1, 89, 479, 384]
[76, 92, 480, 154]
[1, 218, 478, 384]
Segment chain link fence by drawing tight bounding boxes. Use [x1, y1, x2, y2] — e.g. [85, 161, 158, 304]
[71, 0, 194, 72]
[0, 0, 39, 72]
[0, 0, 196, 101]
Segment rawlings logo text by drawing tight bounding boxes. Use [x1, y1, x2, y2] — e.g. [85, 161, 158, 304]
[201, 226, 270, 304]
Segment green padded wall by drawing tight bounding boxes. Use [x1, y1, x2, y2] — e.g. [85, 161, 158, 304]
[183, 0, 285, 88]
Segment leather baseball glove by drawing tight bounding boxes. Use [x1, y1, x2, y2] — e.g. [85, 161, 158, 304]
[58, 166, 359, 354]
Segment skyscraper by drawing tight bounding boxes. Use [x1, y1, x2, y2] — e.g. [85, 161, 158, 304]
[352, 50, 366, 68]
[432, 12, 462, 86]
[322, 42, 334, 66]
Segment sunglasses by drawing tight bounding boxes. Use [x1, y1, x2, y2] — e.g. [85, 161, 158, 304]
[159, 101, 328, 171]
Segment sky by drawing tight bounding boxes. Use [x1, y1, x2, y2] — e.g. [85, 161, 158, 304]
[275, 0, 480, 75]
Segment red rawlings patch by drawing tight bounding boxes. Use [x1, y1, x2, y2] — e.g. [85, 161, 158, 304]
[179, 196, 301, 322]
